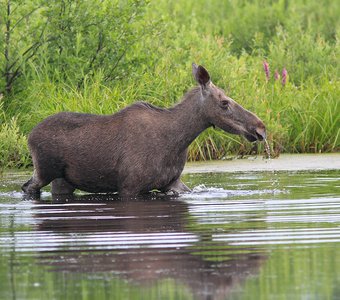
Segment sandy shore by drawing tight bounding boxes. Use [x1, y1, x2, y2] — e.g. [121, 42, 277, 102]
[183, 153, 340, 173]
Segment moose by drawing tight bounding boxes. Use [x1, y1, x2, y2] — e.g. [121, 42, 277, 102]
[22, 64, 266, 197]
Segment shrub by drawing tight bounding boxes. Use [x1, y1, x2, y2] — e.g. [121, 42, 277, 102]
[1, 0, 339, 167]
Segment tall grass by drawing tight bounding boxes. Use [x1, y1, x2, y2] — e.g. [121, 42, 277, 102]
[0, 102, 30, 171]
[1, 0, 339, 167]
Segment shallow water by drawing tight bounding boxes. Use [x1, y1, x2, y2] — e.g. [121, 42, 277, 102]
[0, 169, 340, 300]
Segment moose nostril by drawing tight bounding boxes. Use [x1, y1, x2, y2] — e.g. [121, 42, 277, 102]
[255, 127, 266, 141]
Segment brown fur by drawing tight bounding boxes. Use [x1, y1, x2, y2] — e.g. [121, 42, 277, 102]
[22, 64, 266, 197]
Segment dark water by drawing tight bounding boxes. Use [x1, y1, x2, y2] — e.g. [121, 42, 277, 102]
[0, 170, 339, 300]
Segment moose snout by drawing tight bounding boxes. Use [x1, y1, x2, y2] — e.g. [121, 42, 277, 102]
[244, 124, 266, 142]
[255, 126, 266, 141]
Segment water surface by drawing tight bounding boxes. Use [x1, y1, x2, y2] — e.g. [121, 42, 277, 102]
[0, 168, 339, 300]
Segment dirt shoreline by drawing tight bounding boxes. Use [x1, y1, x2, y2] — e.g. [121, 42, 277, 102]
[183, 153, 340, 173]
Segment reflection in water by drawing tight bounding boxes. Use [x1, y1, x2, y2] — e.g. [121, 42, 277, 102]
[33, 194, 266, 300]
[3, 170, 339, 299]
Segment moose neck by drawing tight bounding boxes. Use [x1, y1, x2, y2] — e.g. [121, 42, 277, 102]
[169, 87, 210, 152]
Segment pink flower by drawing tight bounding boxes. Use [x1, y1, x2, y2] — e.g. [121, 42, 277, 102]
[282, 68, 288, 86]
[274, 70, 280, 81]
[263, 61, 270, 81]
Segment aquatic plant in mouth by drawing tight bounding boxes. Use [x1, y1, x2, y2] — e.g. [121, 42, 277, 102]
[264, 139, 271, 159]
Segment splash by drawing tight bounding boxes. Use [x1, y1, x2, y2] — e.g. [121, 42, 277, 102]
[0, 191, 51, 199]
[184, 184, 285, 199]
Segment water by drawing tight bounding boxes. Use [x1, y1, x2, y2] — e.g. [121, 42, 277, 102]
[0, 167, 340, 300]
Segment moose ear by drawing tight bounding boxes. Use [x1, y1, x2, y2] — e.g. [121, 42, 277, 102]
[192, 63, 211, 88]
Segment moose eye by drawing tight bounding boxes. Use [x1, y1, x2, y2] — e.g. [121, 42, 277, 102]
[221, 100, 229, 109]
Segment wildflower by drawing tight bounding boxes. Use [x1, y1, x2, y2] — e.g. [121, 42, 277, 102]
[274, 70, 280, 81]
[282, 68, 288, 86]
[263, 61, 270, 81]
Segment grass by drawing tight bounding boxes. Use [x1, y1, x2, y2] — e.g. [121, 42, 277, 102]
[0, 102, 30, 171]
[0, 0, 339, 169]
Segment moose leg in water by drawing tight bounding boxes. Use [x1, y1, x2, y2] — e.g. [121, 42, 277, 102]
[51, 179, 76, 194]
[22, 63, 266, 197]
[22, 170, 53, 195]
[163, 178, 192, 196]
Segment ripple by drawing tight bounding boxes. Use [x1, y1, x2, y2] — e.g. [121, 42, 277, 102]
[0, 231, 200, 252]
[184, 184, 285, 199]
[213, 227, 340, 246]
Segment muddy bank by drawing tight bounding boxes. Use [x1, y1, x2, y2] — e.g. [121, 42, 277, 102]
[184, 153, 340, 173]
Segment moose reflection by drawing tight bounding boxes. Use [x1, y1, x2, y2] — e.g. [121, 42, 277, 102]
[33, 195, 266, 300]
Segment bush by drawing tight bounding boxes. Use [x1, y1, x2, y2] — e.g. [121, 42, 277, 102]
[0, 0, 339, 167]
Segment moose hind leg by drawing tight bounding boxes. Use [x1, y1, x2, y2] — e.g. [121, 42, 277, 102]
[51, 178, 75, 195]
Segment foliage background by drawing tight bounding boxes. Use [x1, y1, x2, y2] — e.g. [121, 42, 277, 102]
[0, 0, 339, 169]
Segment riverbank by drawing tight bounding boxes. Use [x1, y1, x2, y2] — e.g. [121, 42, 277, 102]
[184, 153, 340, 174]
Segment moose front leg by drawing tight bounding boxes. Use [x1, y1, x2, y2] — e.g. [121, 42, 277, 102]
[164, 178, 191, 196]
